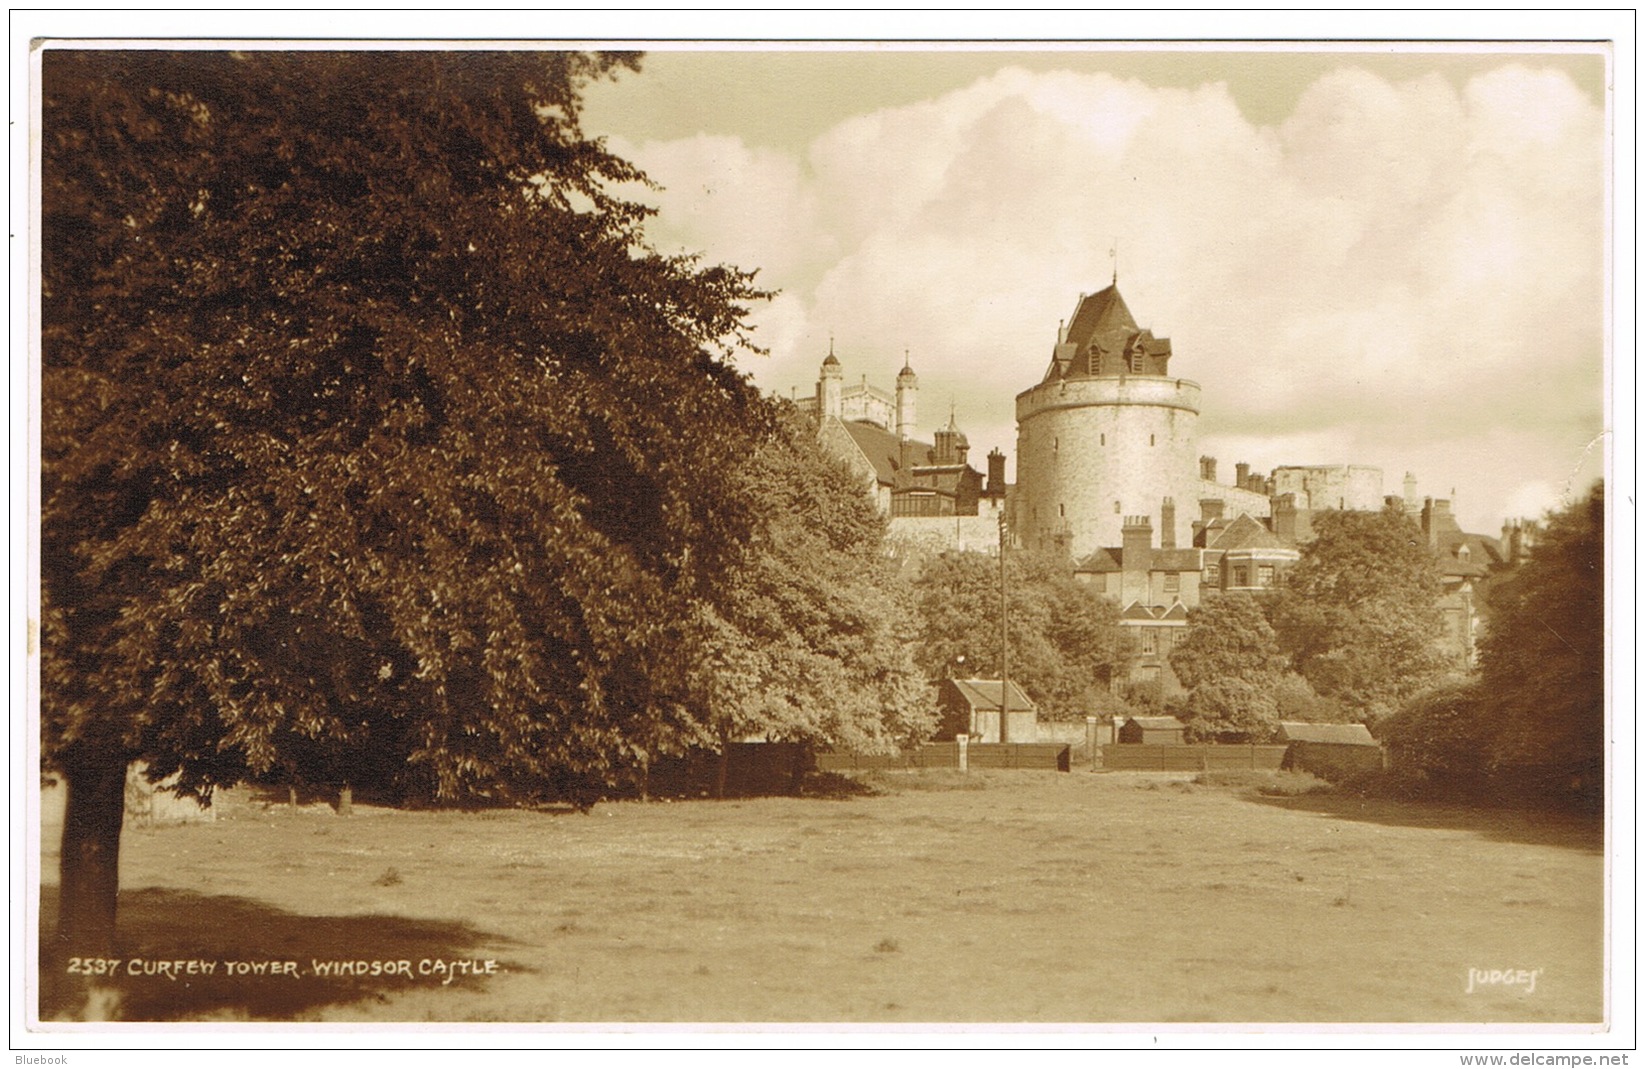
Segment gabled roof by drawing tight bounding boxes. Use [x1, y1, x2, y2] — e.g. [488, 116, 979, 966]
[1276, 722, 1377, 745]
[839, 419, 903, 486]
[837, 419, 978, 497]
[1075, 546, 1203, 575]
[1151, 548, 1204, 571]
[947, 678, 1036, 713]
[1118, 601, 1190, 622]
[1076, 548, 1123, 573]
[1209, 513, 1287, 551]
[1124, 716, 1186, 732]
[1434, 532, 1504, 579]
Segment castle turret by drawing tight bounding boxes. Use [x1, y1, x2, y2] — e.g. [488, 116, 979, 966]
[896, 358, 918, 440]
[1015, 284, 1200, 557]
[817, 347, 842, 420]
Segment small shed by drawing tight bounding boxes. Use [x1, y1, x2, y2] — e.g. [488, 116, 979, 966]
[1118, 716, 1186, 745]
[937, 678, 1037, 744]
[1276, 721, 1384, 780]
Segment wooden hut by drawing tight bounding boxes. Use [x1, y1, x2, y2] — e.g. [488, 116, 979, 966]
[1276, 721, 1384, 780]
[1117, 715, 1186, 745]
[937, 678, 1037, 744]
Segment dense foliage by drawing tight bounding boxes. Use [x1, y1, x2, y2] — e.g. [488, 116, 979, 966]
[40, 50, 911, 960]
[911, 551, 1128, 720]
[687, 410, 935, 756]
[1266, 507, 1449, 723]
[1166, 592, 1351, 741]
[1379, 484, 1605, 807]
[1168, 593, 1284, 741]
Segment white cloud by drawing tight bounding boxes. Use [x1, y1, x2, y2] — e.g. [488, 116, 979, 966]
[615, 62, 1605, 535]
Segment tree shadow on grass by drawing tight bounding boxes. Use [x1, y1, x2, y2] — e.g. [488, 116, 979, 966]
[1243, 790, 1604, 854]
[39, 885, 523, 1022]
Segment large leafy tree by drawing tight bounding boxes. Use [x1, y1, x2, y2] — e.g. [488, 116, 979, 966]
[911, 551, 1127, 720]
[1475, 483, 1605, 798]
[42, 51, 770, 959]
[1168, 592, 1284, 741]
[1267, 507, 1449, 722]
[687, 409, 935, 775]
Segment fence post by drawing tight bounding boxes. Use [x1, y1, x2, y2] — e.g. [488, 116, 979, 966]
[957, 734, 969, 773]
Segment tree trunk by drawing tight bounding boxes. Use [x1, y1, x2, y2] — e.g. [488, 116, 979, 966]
[715, 739, 730, 800]
[55, 751, 128, 959]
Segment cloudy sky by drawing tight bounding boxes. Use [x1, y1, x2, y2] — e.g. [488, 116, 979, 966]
[580, 46, 1610, 536]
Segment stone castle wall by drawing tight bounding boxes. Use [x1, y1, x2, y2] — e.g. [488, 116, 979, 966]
[1014, 376, 1202, 558]
[1271, 465, 1384, 512]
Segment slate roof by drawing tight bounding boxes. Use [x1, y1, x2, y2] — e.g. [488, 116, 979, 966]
[1076, 546, 1202, 574]
[947, 678, 1036, 713]
[1275, 722, 1377, 745]
[1042, 285, 1173, 382]
[1207, 513, 1288, 551]
[1066, 285, 1138, 348]
[1118, 601, 1189, 622]
[837, 419, 971, 494]
[1434, 532, 1504, 579]
[1077, 549, 1123, 573]
[1125, 716, 1186, 732]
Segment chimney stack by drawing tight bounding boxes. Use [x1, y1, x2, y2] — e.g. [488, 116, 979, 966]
[1122, 515, 1153, 561]
[986, 448, 1006, 497]
[1160, 498, 1177, 550]
[1235, 462, 1250, 487]
[1200, 456, 1218, 483]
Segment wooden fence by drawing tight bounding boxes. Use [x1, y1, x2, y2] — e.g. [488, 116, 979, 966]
[1099, 744, 1289, 772]
[818, 743, 1071, 773]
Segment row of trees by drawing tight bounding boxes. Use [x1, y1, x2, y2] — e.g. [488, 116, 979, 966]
[1165, 508, 1452, 742]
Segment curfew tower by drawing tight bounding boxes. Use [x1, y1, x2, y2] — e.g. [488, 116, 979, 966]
[1014, 284, 1202, 559]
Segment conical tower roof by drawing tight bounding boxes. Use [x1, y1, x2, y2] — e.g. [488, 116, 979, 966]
[1065, 284, 1138, 346]
[1042, 284, 1171, 383]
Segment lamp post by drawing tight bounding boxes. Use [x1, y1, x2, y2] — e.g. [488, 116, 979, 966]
[998, 511, 1010, 745]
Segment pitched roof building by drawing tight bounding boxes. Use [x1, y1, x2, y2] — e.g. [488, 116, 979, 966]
[806, 352, 989, 522]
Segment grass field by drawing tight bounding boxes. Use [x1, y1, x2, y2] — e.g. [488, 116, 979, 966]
[35, 770, 1605, 1025]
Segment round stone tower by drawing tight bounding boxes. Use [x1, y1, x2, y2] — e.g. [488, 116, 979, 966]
[1014, 285, 1202, 559]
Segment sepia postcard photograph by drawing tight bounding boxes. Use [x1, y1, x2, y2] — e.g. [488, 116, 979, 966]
[13, 10, 1633, 1057]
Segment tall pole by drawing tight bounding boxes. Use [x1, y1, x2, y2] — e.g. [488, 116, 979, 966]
[999, 510, 1009, 745]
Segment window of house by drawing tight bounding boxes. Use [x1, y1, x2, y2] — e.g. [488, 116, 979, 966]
[1205, 562, 1220, 586]
[1233, 566, 1250, 587]
[1258, 564, 1275, 586]
[1138, 629, 1157, 656]
[1059, 503, 1065, 518]
[1114, 500, 1121, 513]
[1100, 433, 1106, 446]
[1129, 349, 1144, 374]
[1150, 434, 1156, 446]
[1163, 572, 1180, 594]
